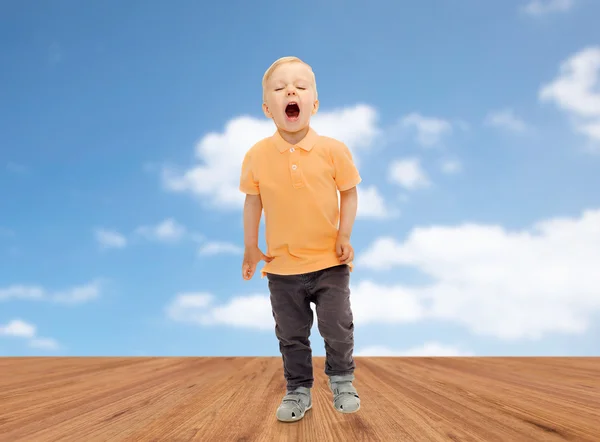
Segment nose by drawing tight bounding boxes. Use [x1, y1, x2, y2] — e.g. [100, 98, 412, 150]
[286, 86, 296, 96]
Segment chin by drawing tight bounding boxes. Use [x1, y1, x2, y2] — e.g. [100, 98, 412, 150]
[276, 116, 306, 131]
[284, 121, 309, 132]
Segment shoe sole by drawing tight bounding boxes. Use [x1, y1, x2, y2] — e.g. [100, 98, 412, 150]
[332, 401, 360, 414]
[276, 403, 312, 423]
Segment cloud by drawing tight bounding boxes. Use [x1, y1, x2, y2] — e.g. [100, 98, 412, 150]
[350, 280, 425, 325]
[0, 280, 101, 305]
[0, 319, 60, 351]
[29, 338, 60, 350]
[161, 104, 381, 210]
[166, 292, 274, 330]
[400, 113, 452, 147]
[198, 241, 243, 256]
[440, 159, 462, 174]
[94, 229, 127, 249]
[485, 109, 530, 133]
[134, 218, 187, 243]
[356, 342, 474, 357]
[356, 208, 600, 340]
[0, 319, 36, 338]
[389, 158, 431, 190]
[357, 185, 396, 219]
[95, 219, 198, 249]
[521, 0, 575, 16]
[540, 46, 600, 150]
[166, 277, 424, 331]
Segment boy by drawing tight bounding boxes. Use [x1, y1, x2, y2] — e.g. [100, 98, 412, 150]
[239, 56, 361, 422]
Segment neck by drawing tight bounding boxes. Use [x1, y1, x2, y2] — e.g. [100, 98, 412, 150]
[277, 125, 310, 145]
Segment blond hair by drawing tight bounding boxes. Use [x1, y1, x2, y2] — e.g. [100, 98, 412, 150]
[262, 56, 318, 103]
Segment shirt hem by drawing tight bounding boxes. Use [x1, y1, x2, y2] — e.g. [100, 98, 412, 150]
[260, 256, 354, 278]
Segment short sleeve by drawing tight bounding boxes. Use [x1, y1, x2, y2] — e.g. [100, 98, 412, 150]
[331, 142, 361, 191]
[239, 150, 260, 195]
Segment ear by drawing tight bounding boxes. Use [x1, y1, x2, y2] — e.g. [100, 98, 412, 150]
[312, 99, 319, 115]
[262, 102, 272, 119]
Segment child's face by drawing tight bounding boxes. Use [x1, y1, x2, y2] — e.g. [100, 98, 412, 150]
[263, 62, 319, 132]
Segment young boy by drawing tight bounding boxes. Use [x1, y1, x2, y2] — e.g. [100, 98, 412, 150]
[239, 56, 361, 422]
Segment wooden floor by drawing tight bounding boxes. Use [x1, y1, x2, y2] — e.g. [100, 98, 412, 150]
[0, 357, 598, 441]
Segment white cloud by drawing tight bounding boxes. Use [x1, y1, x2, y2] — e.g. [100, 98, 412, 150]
[311, 105, 381, 157]
[540, 46, 600, 149]
[166, 277, 424, 331]
[389, 158, 431, 190]
[52, 282, 101, 304]
[0, 285, 45, 301]
[94, 229, 127, 249]
[485, 109, 529, 133]
[521, 0, 575, 16]
[0, 280, 101, 305]
[356, 342, 474, 357]
[0, 319, 36, 338]
[350, 280, 425, 325]
[0, 319, 60, 351]
[357, 185, 396, 219]
[400, 113, 452, 147]
[161, 105, 380, 210]
[30, 338, 60, 350]
[440, 159, 462, 174]
[198, 241, 243, 256]
[166, 292, 274, 330]
[357, 208, 600, 340]
[135, 218, 186, 243]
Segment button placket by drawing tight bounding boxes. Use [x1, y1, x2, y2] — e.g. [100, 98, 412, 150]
[289, 146, 303, 188]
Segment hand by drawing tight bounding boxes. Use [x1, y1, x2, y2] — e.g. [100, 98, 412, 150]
[335, 234, 354, 265]
[242, 245, 272, 280]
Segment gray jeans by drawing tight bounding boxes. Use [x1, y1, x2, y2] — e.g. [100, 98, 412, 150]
[267, 264, 356, 390]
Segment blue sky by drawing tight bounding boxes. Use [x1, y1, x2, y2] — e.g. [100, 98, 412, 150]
[1, 0, 600, 357]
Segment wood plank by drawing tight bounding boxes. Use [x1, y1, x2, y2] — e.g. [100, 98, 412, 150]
[0, 357, 598, 441]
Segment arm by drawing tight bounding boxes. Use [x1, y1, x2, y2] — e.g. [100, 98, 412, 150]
[336, 186, 358, 264]
[244, 194, 263, 247]
[242, 194, 271, 279]
[338, 186, 358, 240]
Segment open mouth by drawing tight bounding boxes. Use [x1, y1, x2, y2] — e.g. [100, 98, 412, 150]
[285, 102, 300, 121]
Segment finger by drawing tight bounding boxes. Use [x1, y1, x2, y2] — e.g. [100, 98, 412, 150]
[340, 245, 350, 261]
[242, 262, 254, 280]
[341, 247, 353, 264]
[336, 243, 343, 257]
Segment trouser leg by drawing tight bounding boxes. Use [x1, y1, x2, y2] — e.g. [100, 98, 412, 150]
[311, 265, 356, 377]
[267, 272, 314, 390]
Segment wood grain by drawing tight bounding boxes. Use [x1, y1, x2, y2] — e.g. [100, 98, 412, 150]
[0, 357, 598, 441]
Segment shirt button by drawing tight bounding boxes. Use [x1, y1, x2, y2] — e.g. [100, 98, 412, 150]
[290, 147, 295, 152]
[291, 164, 297, 170]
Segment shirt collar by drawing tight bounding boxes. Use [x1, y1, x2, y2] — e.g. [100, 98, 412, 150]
[272, 127, 319, 152]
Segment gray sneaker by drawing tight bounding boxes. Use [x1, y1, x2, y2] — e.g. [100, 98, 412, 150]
[328, 374, 360, 413]
[276, 386, 312, 422]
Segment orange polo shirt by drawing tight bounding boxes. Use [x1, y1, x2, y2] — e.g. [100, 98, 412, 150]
[239, 127, 361, 276]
